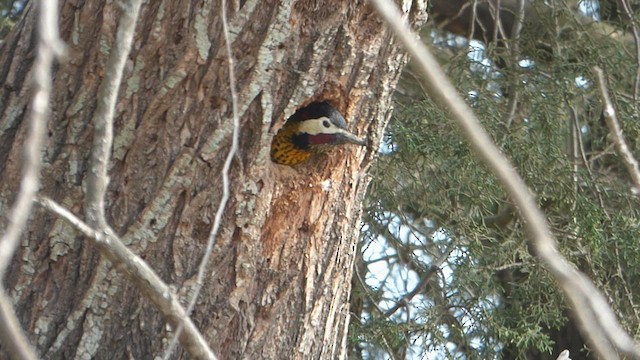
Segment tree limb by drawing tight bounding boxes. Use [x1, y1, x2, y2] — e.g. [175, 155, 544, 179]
[37, 197, 217, 360]
[85, 0, 142, 228]
[593, 66, 640, 195]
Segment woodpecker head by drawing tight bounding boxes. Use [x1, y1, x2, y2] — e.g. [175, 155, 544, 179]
[270, 101, 367, 166]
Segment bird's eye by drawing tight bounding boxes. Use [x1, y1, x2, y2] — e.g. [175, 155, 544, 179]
[322, 120, 330, 128]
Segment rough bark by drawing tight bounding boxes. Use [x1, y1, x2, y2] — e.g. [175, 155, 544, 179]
[0, 1, 427, 359]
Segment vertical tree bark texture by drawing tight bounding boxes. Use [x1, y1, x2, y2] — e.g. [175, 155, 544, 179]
[0, 1, 426, 359]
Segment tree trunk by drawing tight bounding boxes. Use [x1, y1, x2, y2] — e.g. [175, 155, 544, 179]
[0, 1, 426, 359]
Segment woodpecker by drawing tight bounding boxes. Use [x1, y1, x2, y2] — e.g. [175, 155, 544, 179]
[270, 101, 367, 166]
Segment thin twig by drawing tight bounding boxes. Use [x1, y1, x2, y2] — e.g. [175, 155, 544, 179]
[619, 0, 640, 106]
[368, 0, 640, 358]
[492, 0, 501, 44]
[569, 105, 606, 210]
[471, 0, 480, 41]
[593, 66, 640, 195]
[36, 196, 216, 359]
[163, 0, 241, 357]
[0, 0, 65, 358]
[85, 0, 142, 228]
[353, 258, 397, 360]
[569, 104, 581, 202]
[614, 246, 640, 323]
[503, 0, 526, 128]
[384, 249, 451, 317]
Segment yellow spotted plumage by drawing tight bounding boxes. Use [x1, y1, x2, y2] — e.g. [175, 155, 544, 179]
[270, 102, 367, 166]
[270, 122, 314, 165]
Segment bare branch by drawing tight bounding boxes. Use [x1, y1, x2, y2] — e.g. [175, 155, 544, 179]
[384, 262, 444, 317]
[85, 0, 142, 228]
[556, 349, 571, 360]
[569, 106, 606, 209]
[163, 0, 240, 357]
[593, 66, 640, 195]
[503, 0, 526, 128]
[0, 287, 36, 360]
[618, 0, 640, 104]
[36, 197, 217, 359]
[492, 0, 502, 44]
[368, 0, 640, 358]
[0, 0, 64, 278]
[0, 0, 65, 358]
[75, 1, 215, 355]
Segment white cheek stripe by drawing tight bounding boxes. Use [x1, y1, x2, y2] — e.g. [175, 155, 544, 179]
[296, 117, 346, 135]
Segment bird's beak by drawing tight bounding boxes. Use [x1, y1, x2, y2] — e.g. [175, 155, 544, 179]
[335, 129, 368, 146]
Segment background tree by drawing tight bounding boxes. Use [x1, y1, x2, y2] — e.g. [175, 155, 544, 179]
[350, 0, 640, 359]
[0, 0, 428, 359]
